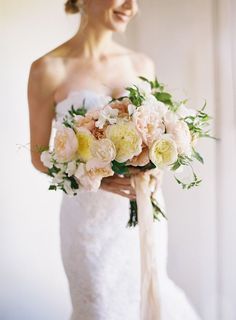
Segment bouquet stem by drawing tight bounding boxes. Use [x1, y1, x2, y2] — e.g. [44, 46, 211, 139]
[127, 197, 167, 228]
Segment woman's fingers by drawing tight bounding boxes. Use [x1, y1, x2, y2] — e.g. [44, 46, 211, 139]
[104, 175, 132, 186]
[102, 179, 135, 193]
[127, 167, 142, 175]
[100, 180, 136, 200]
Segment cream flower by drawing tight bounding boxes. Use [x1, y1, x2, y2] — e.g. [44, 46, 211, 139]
[95, 105, 119, 129]
[75, 162, 114, 191]
[149, 135, 178, 168]
[76, 127, 95, 162]
[105, 120, 142, 163]
[86, 138, 116, 170]
[52, 170, 64, 184]
[164, 111, 192, 156]
[40, 150, 53, 169]
[54, 126, 78, 163]
[132, 105, 165, 147]
[65, 160, 77, 177]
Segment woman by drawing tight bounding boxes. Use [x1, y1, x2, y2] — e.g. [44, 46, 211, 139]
[27, 1, 201, 319]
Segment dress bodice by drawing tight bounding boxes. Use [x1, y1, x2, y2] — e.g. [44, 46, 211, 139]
[54, 89, 124, 122]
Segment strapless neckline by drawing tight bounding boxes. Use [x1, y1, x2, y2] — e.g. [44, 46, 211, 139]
[54, 89, 112, 107]
[54, 89, 117, 122]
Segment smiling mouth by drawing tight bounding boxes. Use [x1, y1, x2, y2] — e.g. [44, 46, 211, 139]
[113, 10, 132, 22]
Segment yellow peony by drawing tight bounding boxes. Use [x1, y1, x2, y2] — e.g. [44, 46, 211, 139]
[149, 135, 178, 168]
[76, 128, 95, 162]
[105, 121, 142, 163]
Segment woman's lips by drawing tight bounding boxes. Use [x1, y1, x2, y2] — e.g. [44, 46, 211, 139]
[113, 10, 131, 22]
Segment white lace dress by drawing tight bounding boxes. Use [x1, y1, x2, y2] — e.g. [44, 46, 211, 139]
[55, 90, 202, 320]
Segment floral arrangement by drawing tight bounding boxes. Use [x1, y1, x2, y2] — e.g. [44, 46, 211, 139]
[40, 77, 214, 227]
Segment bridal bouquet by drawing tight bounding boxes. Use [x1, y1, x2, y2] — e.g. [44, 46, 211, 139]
[40, 77, 214, 226]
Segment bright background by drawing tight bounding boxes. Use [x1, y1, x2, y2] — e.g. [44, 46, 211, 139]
[1, 0, 236, 319]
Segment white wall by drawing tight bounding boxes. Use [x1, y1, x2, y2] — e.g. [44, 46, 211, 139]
[1, 0, 235, 319]
[214, 0, 236, 318]
[0, 1, 77, 319]
[126, 1, 217, 319]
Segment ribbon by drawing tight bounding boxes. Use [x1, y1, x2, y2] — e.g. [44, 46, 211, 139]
[131, 169, 162, 320]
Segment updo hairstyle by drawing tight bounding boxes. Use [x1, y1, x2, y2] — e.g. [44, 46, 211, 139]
[65, 0, 80, 14]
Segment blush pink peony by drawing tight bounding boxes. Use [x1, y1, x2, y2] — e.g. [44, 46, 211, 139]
[75, 163, 114, 191]
[54, 126, 78, 162]
[164, 111, 192, 156]
[74, 115, 95, 131]
[133, 106, 165, 147]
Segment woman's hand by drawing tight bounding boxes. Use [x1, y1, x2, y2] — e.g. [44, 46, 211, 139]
[100, 167, 163, 200]
[100, 174, 137, 200]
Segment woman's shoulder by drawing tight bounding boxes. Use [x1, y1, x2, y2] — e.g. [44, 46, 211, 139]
[30, 42, 68, 74]
[29, 42, 69, 90]
[28, 42, 71, 102]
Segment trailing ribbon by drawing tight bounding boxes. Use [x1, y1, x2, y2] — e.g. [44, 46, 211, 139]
[131, 170, 161, 320]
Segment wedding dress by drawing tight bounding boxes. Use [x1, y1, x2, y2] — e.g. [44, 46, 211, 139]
[54, 90, 202, 320]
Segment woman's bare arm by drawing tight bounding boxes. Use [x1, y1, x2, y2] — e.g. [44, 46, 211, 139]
[27, 58, 58, 174]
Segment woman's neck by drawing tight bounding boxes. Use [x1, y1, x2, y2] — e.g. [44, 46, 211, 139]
[72, 23, 115, 60]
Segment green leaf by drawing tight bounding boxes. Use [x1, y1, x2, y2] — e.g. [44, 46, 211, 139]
[174, 171, 202, 189]
[138, 76, 150, 84]
[170, 160, 182, 171]
[154, 92, 173, 105]
[192, 147, 204, 164]
[49, 185, 57, 191]
[170, 155, 193, 171]
[68, 176, 79, 189]
[139, 162, 156, 171]
[48, 165, 61, 177]
[152, 77, 161, 89]
[151, 198, 167, 220]
[127, 200, 138, 227]
[125, 86, 145, 107]
[112, 161, 129, 175]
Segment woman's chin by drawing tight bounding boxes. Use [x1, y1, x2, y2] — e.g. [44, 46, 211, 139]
[106, 21, 129, 33]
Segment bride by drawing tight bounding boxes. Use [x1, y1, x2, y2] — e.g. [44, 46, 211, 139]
[27, 0, 201, 319]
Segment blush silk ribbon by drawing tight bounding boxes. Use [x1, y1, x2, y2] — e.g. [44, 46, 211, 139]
[131, 169, 163, 320]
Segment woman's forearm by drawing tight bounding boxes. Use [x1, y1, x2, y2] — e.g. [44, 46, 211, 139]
[32, 160, 50, 175]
